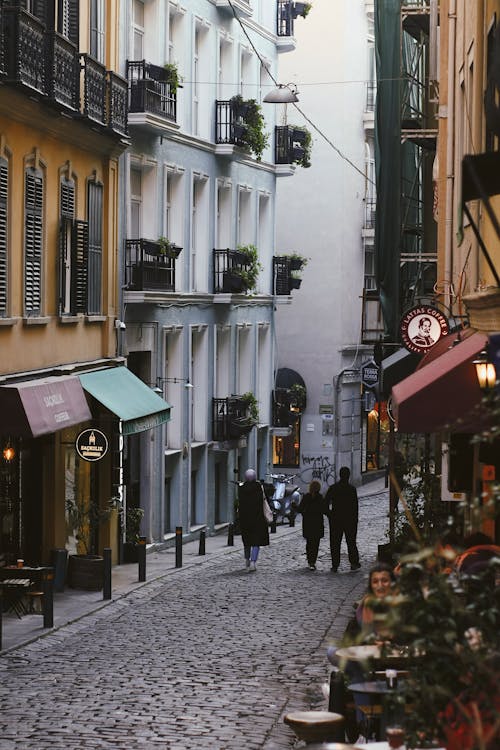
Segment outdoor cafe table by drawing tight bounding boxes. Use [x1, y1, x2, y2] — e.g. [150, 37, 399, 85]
[0, 566, 50, 619]
[347, 680, 404, 741]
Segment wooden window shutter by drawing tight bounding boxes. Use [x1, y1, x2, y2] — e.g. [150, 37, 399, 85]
[0, 158, 8, 316]
[60, 177, 75, 218]
[87, 180, 102, 314]
[24, 168, 43, 316]
[58, 0, 79, 46]
[72, 219, 88, 314]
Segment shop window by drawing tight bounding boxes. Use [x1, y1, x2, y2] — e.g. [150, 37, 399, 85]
[273, 419, 300, 468]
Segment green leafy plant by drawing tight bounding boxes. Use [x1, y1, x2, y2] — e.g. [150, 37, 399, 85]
[125, 506, 144, 544]
[292, 126, 312, 168]
[230, 95, 269, 161]
[289, 383, 306, 410]
[163, 62, 181, 95]
[240, 392, 259, 422]
[66, 496, 114, 555]
[234, 244, 263, 292]
[157, 237, 181, 258]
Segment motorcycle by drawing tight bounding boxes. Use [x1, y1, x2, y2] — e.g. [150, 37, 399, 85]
[263, 473, 301, 526]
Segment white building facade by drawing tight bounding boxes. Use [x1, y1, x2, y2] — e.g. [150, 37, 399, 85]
[117, 0, 308, 546]
[275, 0, 379, 487]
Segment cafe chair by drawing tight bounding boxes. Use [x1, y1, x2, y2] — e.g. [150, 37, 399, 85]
[284, 711, 345, 744]
[26, 588, 44, 614]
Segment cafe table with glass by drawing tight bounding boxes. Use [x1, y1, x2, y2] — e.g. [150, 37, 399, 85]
[0, 563, 47, 617]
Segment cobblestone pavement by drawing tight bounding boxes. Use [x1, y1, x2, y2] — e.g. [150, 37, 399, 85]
[0, 487, 389, 750]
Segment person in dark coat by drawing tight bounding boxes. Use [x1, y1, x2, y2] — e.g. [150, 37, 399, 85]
[238, 468, 270, 572]
[325, 466, 360, 572]
[297, 480, 328, 570]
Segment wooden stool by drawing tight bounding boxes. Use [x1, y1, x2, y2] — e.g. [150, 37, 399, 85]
[284, 710, 345, 744]
[26, 590, 44, 614]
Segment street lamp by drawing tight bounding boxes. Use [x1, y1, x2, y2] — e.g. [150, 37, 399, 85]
[473, 349, 497, 391]
[263, 83, 299, 104]
[153, 377, 193, 395]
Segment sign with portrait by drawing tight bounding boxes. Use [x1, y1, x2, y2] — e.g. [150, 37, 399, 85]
[400, 305, 449, 354]
[75, 429, 108, 462]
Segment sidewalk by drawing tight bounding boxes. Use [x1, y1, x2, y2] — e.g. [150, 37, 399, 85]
[1, 475, 388, 655]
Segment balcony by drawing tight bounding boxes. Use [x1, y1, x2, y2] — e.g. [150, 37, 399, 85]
[1, 6, 127, 137]
[125, 238, 181, 292]
[273, 256, 304, 295]
[215, 99, 248, 156]
[212, 396, 257, 443]
[276, 1, 297, 52]
[272, 388, 304, 427]
[275, 125, 310, 175]
[127, 60, 179, 133]
[213, 248, 254, 294]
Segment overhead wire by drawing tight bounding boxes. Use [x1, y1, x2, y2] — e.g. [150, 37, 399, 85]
[226, 0, 374, 185]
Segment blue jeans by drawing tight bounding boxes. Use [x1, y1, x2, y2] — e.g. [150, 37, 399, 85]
[244, 546, 260, 562]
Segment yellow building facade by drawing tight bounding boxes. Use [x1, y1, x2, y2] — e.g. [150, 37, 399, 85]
[0, 1, 129, 571]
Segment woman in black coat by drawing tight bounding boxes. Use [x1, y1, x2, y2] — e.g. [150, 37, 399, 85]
[238, 469, 270, 572]
[297, 480, 327, 570]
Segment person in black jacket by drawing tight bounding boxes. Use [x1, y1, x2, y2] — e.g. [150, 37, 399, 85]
[238, 469, 270, 572]
[325, 466, 361, 572]
[297, 480, 328, 570]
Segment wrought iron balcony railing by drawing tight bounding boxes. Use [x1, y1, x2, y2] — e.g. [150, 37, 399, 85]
[215, 100, 247, 148]
[125, 238, 180, 292]
[277, 0, 295, 36]
[127, 60, 178, 122]
[1, 7, 127, 136]
[212, 397, 256, 442]
[213, 248, 252, 294]
[275, 125, 308, 165]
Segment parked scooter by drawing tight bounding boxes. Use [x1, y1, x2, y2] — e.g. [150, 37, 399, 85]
[263, 473, 301, 526]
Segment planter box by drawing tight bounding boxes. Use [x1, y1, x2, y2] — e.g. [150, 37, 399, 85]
[289, 258, 304, 270]
[67, 554, 104, 591]
[289, 277, 302, 289]
[223, 270, 247, 293]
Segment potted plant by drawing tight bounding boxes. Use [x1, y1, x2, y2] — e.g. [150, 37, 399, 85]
[65, 496, 114, 590]
[292, 2, 312, 19]
[223, 244, 263, 293]
[123, 506, 145, 563]
[287, 253, 309, 271]
[157, 237, 183, 258]
[289, 272, 302, 289]
[163, 62, 182, 95]
[229, 95, 269, 161]
[289, 383, 307, 411]
[291, 126, 312, 167]
[229, 391, 259, 437]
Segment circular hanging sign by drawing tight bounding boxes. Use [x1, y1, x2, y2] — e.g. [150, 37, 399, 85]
[76, 429, 108, 462]
[400, 305, 449, 355]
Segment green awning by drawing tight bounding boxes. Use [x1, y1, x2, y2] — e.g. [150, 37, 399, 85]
[79, 367, 171, 435]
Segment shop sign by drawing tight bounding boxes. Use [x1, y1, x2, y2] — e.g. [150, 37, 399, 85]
[76, 429, 108, 462]
[361, 359, 379, 389]
[400, 305, 449, 354]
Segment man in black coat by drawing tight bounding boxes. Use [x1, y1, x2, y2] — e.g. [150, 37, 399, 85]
[325, 466, 360, 572]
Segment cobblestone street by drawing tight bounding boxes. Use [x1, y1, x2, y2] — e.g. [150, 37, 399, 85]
[0, 485, 389, 750]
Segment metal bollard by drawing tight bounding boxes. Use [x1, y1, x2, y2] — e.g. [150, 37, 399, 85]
[42, 567, 54, 629]
[0, 591, 3, 651]
[175, 526, 182, 567]
[103, 547, 112, 600]
[138, 536, 147, 582]
[227, 522, 234, 546]
[198, 529, 206, 555]
[270, 516, 277, 534]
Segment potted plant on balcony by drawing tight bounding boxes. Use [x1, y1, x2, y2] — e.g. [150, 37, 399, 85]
[123, 506, 145, 563]
[289, 383, 307, 412]
[289, 272, 302, 289]
[223, 244, 263, 293]
[163, 62, 182, 95]
[158, 236, 182, 258]
[288, 252, 308, 271]
[66, 496, 114, 590]
[229, 391, 259, 437]
[291, 127, 312, 167]
[230, 96, 269, 161]
[292, 2, 312, 19]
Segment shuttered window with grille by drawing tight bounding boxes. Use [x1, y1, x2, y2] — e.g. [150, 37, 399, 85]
[59, 177, 90, 315]
[0, 158, 8, 317]
[24, 168, 44, 316]
[87, 179, 103, 314]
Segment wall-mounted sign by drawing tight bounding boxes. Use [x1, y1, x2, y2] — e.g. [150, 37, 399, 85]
[361, 359, 380, 389]
[400, 305, 449, 354]
[76, 429, 108, 462]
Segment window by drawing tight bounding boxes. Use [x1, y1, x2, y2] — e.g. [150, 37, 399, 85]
[24, 167, 44, 317]
[273, 421, 300, 468]
[133, 0, 145, 60]
[58, 176, 90, 316]
[90, 0, 105, 63]
[130, 167, 142, 238]
[58, 0, 79, 46]
[193, 27, 200, 136]
[87, 179, 103, 314]
[0, 157, 8, 316]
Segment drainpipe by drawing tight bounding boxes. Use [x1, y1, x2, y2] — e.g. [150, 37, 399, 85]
[444, 0, 456, 313]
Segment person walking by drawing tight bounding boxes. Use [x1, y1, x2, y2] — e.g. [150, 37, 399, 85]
[325, 466, 361, 572]
[238, 468, 270, 572]
[296, 480, 328, 570]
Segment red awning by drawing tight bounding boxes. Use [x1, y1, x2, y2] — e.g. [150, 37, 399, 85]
[0, 376, 92, 438]
[392, 331, 489, 433]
